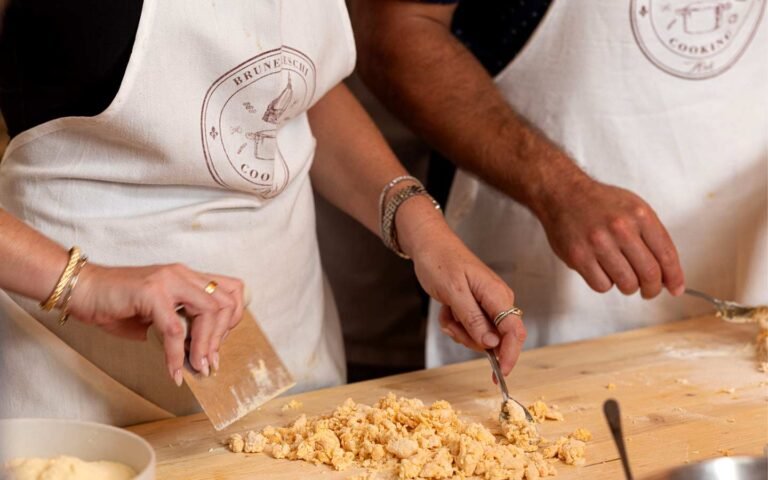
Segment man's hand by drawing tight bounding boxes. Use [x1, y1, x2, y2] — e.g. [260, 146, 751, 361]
[535, 176, 685, 298]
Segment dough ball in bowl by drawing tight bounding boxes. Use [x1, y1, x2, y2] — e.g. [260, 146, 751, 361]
[0, 418, 154, 480]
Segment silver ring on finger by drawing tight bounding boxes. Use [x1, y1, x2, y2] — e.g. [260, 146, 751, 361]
[493, 306, 523, 327]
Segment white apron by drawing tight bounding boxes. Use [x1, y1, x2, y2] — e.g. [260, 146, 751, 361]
[428, 0, 768, 366]
[0, 0, 355, 425]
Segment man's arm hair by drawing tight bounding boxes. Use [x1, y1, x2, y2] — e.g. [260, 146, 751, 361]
[350, 0, 587, 217]
[350, 0, 685, 299]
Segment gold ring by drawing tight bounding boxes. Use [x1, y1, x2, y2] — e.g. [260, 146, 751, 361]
[204, 280, 218, 295]
[493, 306, 523, 327]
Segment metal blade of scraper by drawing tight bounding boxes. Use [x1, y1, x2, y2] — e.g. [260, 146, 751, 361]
[181, 309, 295, 430]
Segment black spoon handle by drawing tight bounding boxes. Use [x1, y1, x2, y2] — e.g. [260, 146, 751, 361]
[604, 399, 634, 480]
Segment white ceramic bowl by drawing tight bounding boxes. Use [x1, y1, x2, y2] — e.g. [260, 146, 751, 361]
[645, 456, 767, 480]
[0, 418, 155, 479]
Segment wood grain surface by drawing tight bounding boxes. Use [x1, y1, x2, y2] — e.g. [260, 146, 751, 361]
[128, 315, 768, 479]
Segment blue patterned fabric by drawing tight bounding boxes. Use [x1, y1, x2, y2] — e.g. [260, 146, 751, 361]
[419, 0, 552, 75]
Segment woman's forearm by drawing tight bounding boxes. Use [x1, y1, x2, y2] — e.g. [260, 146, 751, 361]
[294, 83, 528, 373]
[0, 209, 70, 301]
[0, 208, 246, 382]
[308, 82, 447, 259]
[308, 83, 409, 234]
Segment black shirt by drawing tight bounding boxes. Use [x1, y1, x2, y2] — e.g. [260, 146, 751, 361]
[427, 0, 552, 75]
[0, 0, 143, 137]
[0, 0, 551, 140]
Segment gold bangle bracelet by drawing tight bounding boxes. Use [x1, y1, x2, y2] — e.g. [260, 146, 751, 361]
[56, 256, 88, 326]
[40, 246, 82, 311]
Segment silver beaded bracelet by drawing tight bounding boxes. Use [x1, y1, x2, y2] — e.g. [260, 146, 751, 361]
[380, 182, 441, 259]
[377, 175, 420, 221]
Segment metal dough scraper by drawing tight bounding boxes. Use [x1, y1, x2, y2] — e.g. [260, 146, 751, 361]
[185, 310, 294, 430]
[153, 309, 295, 430]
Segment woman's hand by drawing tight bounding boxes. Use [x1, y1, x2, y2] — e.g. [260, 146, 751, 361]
[68, 263, 245, 385]
[396, 196, 526, 376]
[304, 84, 523, 373]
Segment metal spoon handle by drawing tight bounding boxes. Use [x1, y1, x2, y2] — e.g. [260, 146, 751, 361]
[603, 399, 634, 480]
[684, 288, 756, 321]
[485, 350, 535, 423]
[684, 288, 718, 303]
[485, 350, 511, 402]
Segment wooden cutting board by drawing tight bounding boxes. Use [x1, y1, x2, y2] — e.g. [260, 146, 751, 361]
[128, 314, 768, 479]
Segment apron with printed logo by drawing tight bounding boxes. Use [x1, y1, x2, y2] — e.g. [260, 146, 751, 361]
[427, 0, 767, 366]
[0, 0, 356, 425]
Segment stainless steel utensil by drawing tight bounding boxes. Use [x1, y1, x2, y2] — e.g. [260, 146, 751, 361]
[484, 350, 535, 424]
[644, 456, 767, 480]
[684, 288, 760, 323]
[603, 399, 634, 480]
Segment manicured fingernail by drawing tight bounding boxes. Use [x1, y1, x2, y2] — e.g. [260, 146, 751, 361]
[441, 327, 455, 338]
[483, 332, 500, 348]
[200, 357, 210, 377]
[211, 351, 220, 373]
[173, 369, 183, 387]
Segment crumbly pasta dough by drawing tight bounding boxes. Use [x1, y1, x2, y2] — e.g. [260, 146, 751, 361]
[526, 401, 564, 423]
[716, 305, 768, 373]
[3, 455, 136, 480]
[227, 393, 589, 479]
[282, 399, 304, 411]
[716, 305, 768, 372]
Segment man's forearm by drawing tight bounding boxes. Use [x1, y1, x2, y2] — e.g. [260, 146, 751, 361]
[350, 1, 686, 299]
[351, 2, 588, 219]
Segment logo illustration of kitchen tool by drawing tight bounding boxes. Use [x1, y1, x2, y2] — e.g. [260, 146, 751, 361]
[201, 47, 316, 197]
[631, 0, 764, 79]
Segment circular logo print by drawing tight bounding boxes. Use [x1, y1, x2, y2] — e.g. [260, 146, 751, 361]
[631, 0, 765, 79]
[201, 47, 316, 196]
